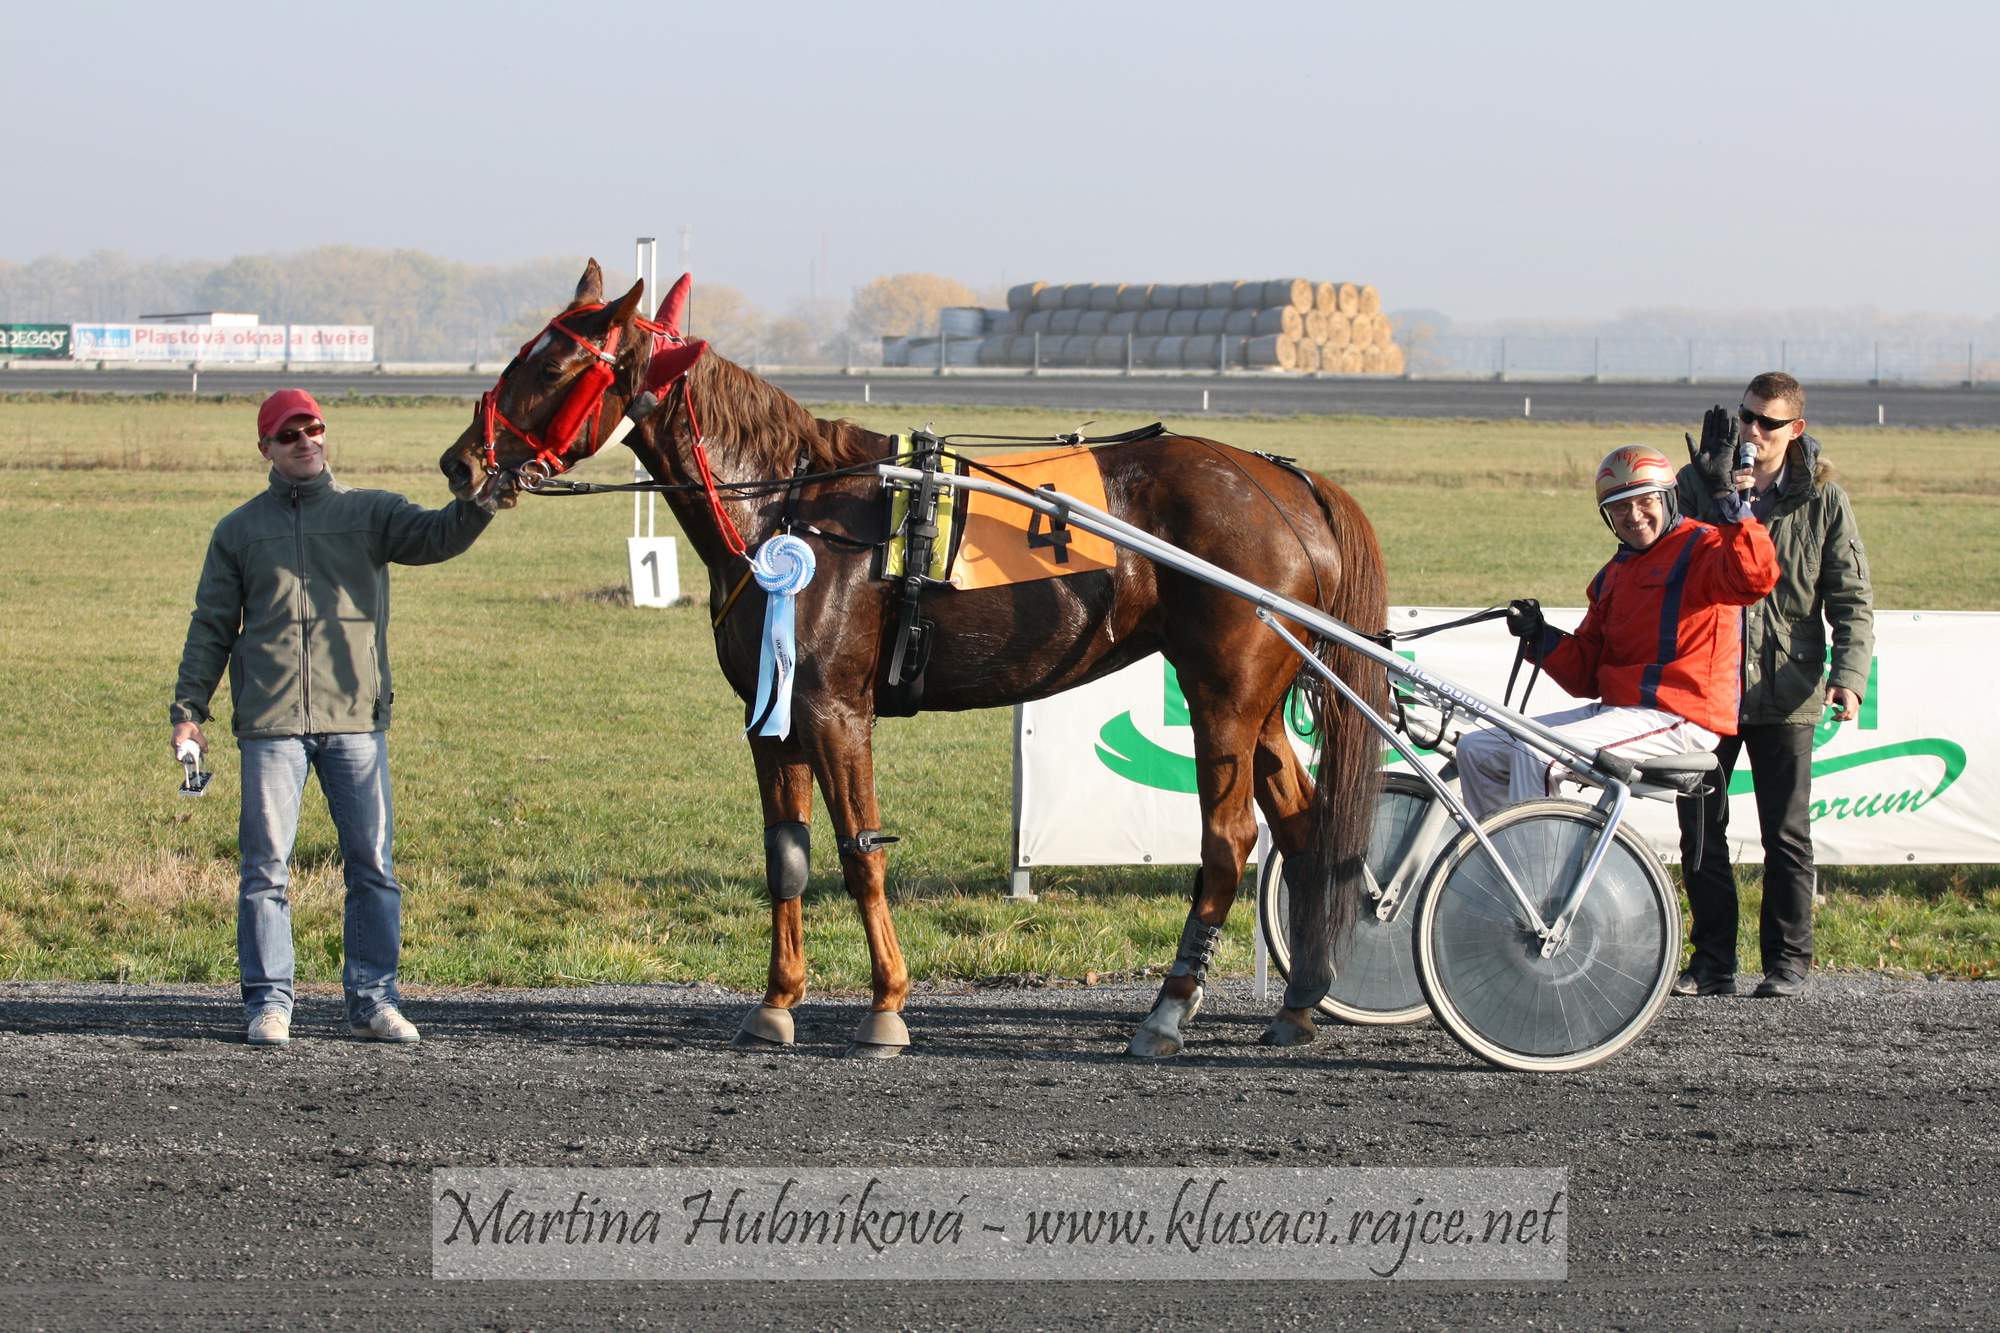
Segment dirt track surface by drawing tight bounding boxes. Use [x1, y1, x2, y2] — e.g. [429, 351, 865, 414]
[1, 975, 1994, 1330]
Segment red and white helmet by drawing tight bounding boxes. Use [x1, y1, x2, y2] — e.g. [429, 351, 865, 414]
[1595, 446, 1676, 507]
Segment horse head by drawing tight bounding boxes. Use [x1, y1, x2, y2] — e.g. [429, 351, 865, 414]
[439, 258, 650, 509]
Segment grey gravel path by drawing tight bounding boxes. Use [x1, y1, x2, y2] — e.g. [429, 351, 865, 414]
[1, 975, 1993, 1330]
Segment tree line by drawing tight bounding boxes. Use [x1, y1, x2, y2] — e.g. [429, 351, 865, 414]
[0, 249, 989, 364]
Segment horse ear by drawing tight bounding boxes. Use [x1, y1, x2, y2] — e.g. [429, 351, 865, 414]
[606, 280, 645, 331]
[571, 258, 604, 308]
[657, 272, 692, 337]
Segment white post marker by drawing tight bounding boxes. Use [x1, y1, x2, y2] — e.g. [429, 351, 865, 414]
[1524, 395, 1531, 418]
[628, 532, 680, 607]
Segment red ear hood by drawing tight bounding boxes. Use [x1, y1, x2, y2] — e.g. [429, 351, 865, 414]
[657, 272, 692, 338]
[640, 337, 708, 397]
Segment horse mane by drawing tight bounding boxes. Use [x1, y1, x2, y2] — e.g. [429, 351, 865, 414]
[685, 352, 891, 473]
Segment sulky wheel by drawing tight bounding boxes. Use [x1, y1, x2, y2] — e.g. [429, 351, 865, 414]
[1258, 772, 1443, 1026]
[1411, 798, 1678, 1072]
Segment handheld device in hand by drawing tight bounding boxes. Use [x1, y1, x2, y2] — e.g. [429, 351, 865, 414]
[176, 739, 213, 797]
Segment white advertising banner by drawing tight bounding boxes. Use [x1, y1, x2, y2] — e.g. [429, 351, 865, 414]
[1014, 608, 1997, 871]
[66, 323, 375, 363]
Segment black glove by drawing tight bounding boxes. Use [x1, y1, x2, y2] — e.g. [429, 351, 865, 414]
[1506, 598, 1545, 640]
[1685, 404, 1739, 496]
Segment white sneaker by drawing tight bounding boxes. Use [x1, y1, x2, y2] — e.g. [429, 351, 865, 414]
[351, 1004, 420, 1044]
[247, 1009, 291, 1047]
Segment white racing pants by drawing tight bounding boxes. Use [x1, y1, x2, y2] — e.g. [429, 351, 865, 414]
[1456, 702, 1719, 821]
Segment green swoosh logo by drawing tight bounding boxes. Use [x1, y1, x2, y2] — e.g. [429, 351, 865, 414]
[1095, 711, 1200, 793]
[1727, 738, 1966, 801]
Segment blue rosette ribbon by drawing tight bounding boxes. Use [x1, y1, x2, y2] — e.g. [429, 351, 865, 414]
[746, 534, 816, 738]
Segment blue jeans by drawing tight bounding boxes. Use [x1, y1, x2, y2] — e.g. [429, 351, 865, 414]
[238, 731, 402, 1023]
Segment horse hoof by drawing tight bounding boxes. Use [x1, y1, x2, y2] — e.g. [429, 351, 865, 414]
[844, 1009, 910, 1059]
[1257, 1008, 1319, 1047]
[731, 1004, 796, 1050]
[1126, 986, 1203, 1060]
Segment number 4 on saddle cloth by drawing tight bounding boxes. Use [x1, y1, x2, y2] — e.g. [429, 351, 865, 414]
[877, 433, 1123, 714]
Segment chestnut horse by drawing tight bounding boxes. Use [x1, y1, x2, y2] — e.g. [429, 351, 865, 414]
[440, 260, 1387, 1058]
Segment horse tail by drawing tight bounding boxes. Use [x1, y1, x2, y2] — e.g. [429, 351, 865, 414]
[1285, 476, 1390, 1009]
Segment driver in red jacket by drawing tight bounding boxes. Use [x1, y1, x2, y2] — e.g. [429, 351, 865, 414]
[1457, 444, 1779, 819]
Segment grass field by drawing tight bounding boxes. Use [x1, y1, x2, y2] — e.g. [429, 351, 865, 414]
[1, 392, 1994, 992]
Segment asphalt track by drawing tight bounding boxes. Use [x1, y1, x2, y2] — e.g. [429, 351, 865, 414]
[1, 975, 1992, 1329]
[5, 365, 1999, 428]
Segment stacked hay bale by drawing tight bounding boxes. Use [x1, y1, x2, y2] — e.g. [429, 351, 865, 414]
[888, 278, 1403, 373]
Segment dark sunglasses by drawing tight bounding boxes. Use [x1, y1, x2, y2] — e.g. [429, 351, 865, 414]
[272, 421, 326, 445]
[1738, 406, 1798, 432]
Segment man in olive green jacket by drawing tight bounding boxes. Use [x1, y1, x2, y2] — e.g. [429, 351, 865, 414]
[1673, 372, 1874, 999]
[170, 389, 503, 1047]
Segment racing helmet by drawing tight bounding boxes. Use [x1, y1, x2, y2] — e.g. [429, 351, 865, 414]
[1594, 445, 1679, 527]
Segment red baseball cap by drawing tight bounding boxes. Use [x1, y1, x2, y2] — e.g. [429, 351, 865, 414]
[257, 388, 324, 440]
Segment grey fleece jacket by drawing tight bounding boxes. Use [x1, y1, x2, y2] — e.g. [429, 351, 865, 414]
[170, 468, 492, 738]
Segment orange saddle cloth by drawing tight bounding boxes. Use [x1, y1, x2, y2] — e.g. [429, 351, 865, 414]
[949, 446, 1120, 590]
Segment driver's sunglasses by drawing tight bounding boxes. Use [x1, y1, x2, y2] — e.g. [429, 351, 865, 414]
[1738, 406, 1798, 432]
[272, 421, 326, 445]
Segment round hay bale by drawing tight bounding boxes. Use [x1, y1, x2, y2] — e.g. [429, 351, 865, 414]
[1294, 340, 1322, 372]
[1204, 280, 1240, 308]
[983, 310, 1021, 336]
[939, 307, 987, 337]
[944, 337, 982, 367]
[1314, 281, 1338, 314]
[1152, 335, 1186, 367]
[1106, 311, 1139, 334]
[1360, 345, 1387, 374]
[1130, 336, 1166, 368]
[1223, 308, 1257, 335]
[1118, 284, 1152, 312]
[1383, 343, 1406, 375]
[1056, 335, 1096, 367]
[1136, 309, 1171, 336]
[1033, 283, 1068, 312]
[1176, 283, 1208, 309]
[1338, 345, 1364, 374]
[1181, 334, 1224, 369]
[1091, 335, 1131, 367]
[1322, 313, 1350, 348]
[1006, 282, 1045, 314]
[976, 337, 1011, 367]
[1147, 284, 1181, 310]
[1089, 283, 1124, 312]
[1244, 334, 1296, 370]
[1062, 282, 1096, 310]
[1358, 284, 1381, 316]
[1255, 278, 1311, 311]
[1304, 310, 1328, 343]
[1248, 307, 1296, 337]
[1337, 282, 1361, 316]
[1077, 310, 1111, 335]
[1195, 308, 1230, 335]
[1003, 334, 1038, 364]
[1167, 309, 1201, 335]
[1050, 309, 1084, 335]
[1022, 310, 1054, 334]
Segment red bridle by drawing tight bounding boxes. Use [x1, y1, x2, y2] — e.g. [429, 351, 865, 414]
[477, 304, 646, 485]
[477, 292, 745, 556]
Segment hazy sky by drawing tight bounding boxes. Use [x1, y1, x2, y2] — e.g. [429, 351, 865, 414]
[6, 0, 1995, 322]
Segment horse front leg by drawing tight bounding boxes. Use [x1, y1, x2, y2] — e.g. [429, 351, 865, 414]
[1129, 728, 1262, 1060]
[732, 736, 813, 1051]
[808, 708, 910, 1058]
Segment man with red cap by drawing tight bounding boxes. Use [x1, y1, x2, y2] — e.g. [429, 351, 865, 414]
[1455, 442, 1779, 823]
[170, 389, 505, 1047]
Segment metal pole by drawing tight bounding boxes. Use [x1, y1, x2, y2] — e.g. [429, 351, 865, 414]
[1686, 339, 1695, 384]
[1873, 340, 1880, 385]
[1498, 336, 1508, 382]
[1125, 331, 1133, 376]
[937, 329, 947, 376]
[1969, 340, 1977, 387]
[1032, 331, 1040, 375]
[1592, 336, 1601, 382]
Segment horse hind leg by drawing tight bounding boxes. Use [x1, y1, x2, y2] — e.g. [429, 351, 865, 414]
[1128, 693, 1263, 1060]
[1249, 706, 1322, 1049]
